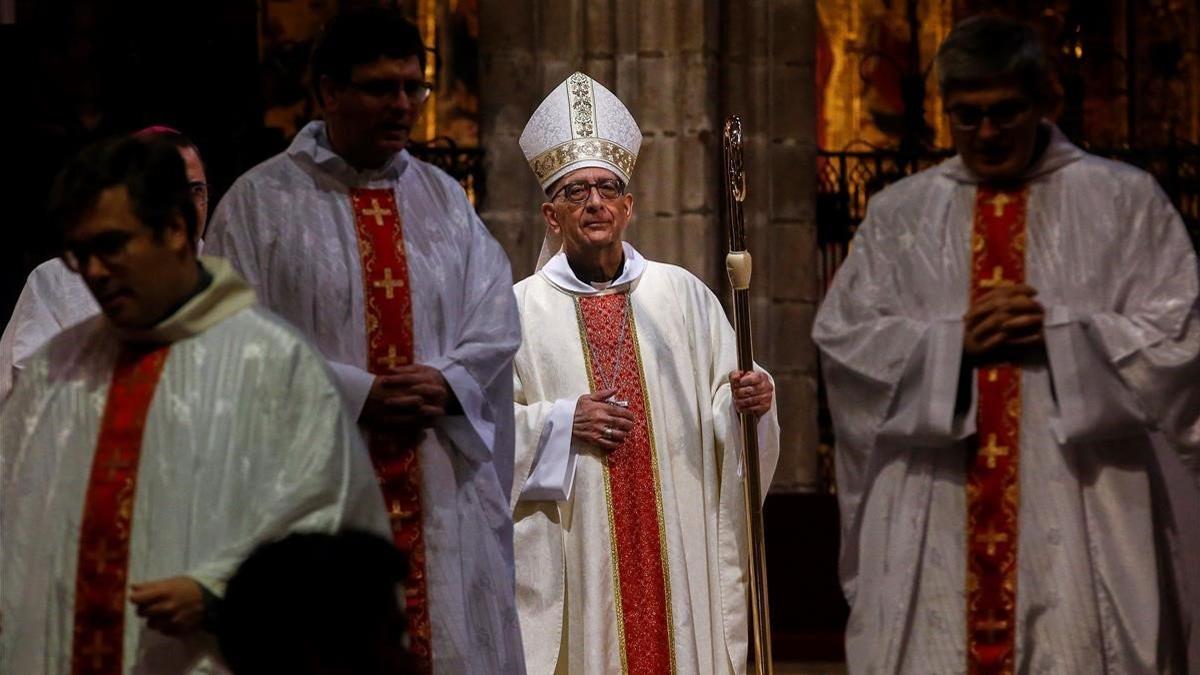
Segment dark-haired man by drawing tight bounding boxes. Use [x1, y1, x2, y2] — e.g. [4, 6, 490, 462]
[206, 8, 524, 673]
[0, 136, 388, 673]
[0, 126, 208, 403]
[219, 530, 414, 675]
[814, 15, 1200, 673]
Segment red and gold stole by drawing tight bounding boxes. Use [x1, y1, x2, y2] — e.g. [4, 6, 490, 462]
[71, 344, 170, 675]
[966, 186, 1028, 674]
[575, 293, 674, 674]
[350, 187, 432, 671]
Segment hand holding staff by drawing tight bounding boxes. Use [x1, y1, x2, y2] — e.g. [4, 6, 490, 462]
[723, 114, 774, 675]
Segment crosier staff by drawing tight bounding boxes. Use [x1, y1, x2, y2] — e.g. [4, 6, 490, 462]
[723, 114, 773, 675]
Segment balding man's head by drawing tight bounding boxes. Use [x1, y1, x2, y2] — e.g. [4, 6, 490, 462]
[134, 126, 208, 239]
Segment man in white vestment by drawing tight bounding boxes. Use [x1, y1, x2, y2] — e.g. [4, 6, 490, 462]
[813, 16, 1200, 673]
[510, 72, 781, 675]
[0, 126, 209, 402]
[204, 8, 524, 673]
[0, 135, 389, 674]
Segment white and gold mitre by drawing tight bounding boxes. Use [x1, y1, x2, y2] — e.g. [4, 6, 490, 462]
[519, 72, 642, 190]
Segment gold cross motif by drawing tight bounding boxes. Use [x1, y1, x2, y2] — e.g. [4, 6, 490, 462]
[81, 630, 115, 669]
[987, 192, 1013, 217]
[979, 266, 1009, 288]
[987, 368, 999, 383]
[372, 267, 405, 299]
[974, 612, 1010, 642]
[980, 433, 1010, 469]
[974, 527, 1010, 556]
[361, 198, 393, 226]
[86, 538, 122, 575]
[377, 345, 407, 370]
[390, 499, 416, 520]
[100, 446, 134, 481]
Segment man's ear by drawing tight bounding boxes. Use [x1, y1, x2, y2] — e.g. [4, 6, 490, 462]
[317, 75, 339, 112]
[165, 212, 191, 255]
[621, 193, 634, 221]
[541, 202, 562, 235]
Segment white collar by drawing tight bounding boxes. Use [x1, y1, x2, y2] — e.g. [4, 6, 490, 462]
[287, 120, 410, 185]
[539, 241, 647, 295]
[939, 123, 1086, 184]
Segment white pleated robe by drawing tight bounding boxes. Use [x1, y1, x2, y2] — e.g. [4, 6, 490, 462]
[0, 257, 390, 674]
[204, 121, 525, 673]
[0, 259, 98, 402]
[512, 245, 780, 675]
[813, 126, 1200, 674]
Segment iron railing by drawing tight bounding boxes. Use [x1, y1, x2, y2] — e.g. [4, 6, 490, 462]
[817, 145, 1200, 298]
[408, 138, 485, 207]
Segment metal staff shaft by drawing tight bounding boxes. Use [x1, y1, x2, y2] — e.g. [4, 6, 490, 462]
[722, 114, 773, 675]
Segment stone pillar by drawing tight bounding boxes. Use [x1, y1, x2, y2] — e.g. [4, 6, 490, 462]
[475, 1, 543, 276]
[478, 0, 720, 284]
[721, 0, 820, 491]
[478, 0, 819, 492]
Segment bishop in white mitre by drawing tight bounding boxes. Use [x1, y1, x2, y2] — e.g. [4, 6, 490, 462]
[1, 135, 388, 674]
[511, 72, 781, 675]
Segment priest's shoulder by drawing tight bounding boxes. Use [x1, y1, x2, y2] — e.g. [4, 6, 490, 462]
[513, 272, 541, 296]
[242, 149, 299, 185]
[206, 305, 347, 388]
[403, 152, 474, 207]
[23, 257, 79, 294]
[218, 305, 328, 360]
[641, 260, 723, 307]
[1061, 149, 1163, 196]
[26, 313, 110, 382]
[863, 165, 948, 218]
[513, 271, 555, 309]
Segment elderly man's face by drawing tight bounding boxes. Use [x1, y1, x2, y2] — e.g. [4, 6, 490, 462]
[945, 80, 1044, 184]
[541, 167, 634, 259]
[321, 55, 428, 169]
[179, 145, 208, 239]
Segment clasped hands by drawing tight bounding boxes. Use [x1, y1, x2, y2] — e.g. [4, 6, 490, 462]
[361, 364, 460, 443]
[571, 370, 772, 452]
[964, 283, 1045, 363]
[572, 389, 636, 451]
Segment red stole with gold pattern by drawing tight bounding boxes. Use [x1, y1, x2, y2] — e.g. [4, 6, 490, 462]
[71, 344, 170, 675]
[350, 187, 432, 671]
[966, 186, 1028, 674]
[576, 293, 675, 674]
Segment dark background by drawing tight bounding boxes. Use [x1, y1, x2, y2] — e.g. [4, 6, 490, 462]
[0, 1, 271, 321]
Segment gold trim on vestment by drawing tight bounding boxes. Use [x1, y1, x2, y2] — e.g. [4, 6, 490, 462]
[573, 298, 629, 673]
[530, 138, 638, 185]
[567, 71, 597, 139]
[627, 301, 678, 673]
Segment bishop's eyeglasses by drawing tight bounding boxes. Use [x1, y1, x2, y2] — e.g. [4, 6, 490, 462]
[551, 178, 626, 205]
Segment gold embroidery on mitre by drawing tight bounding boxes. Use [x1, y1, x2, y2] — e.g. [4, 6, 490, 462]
[566, 72, 597, 138]
[530, 138, 637, 185]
